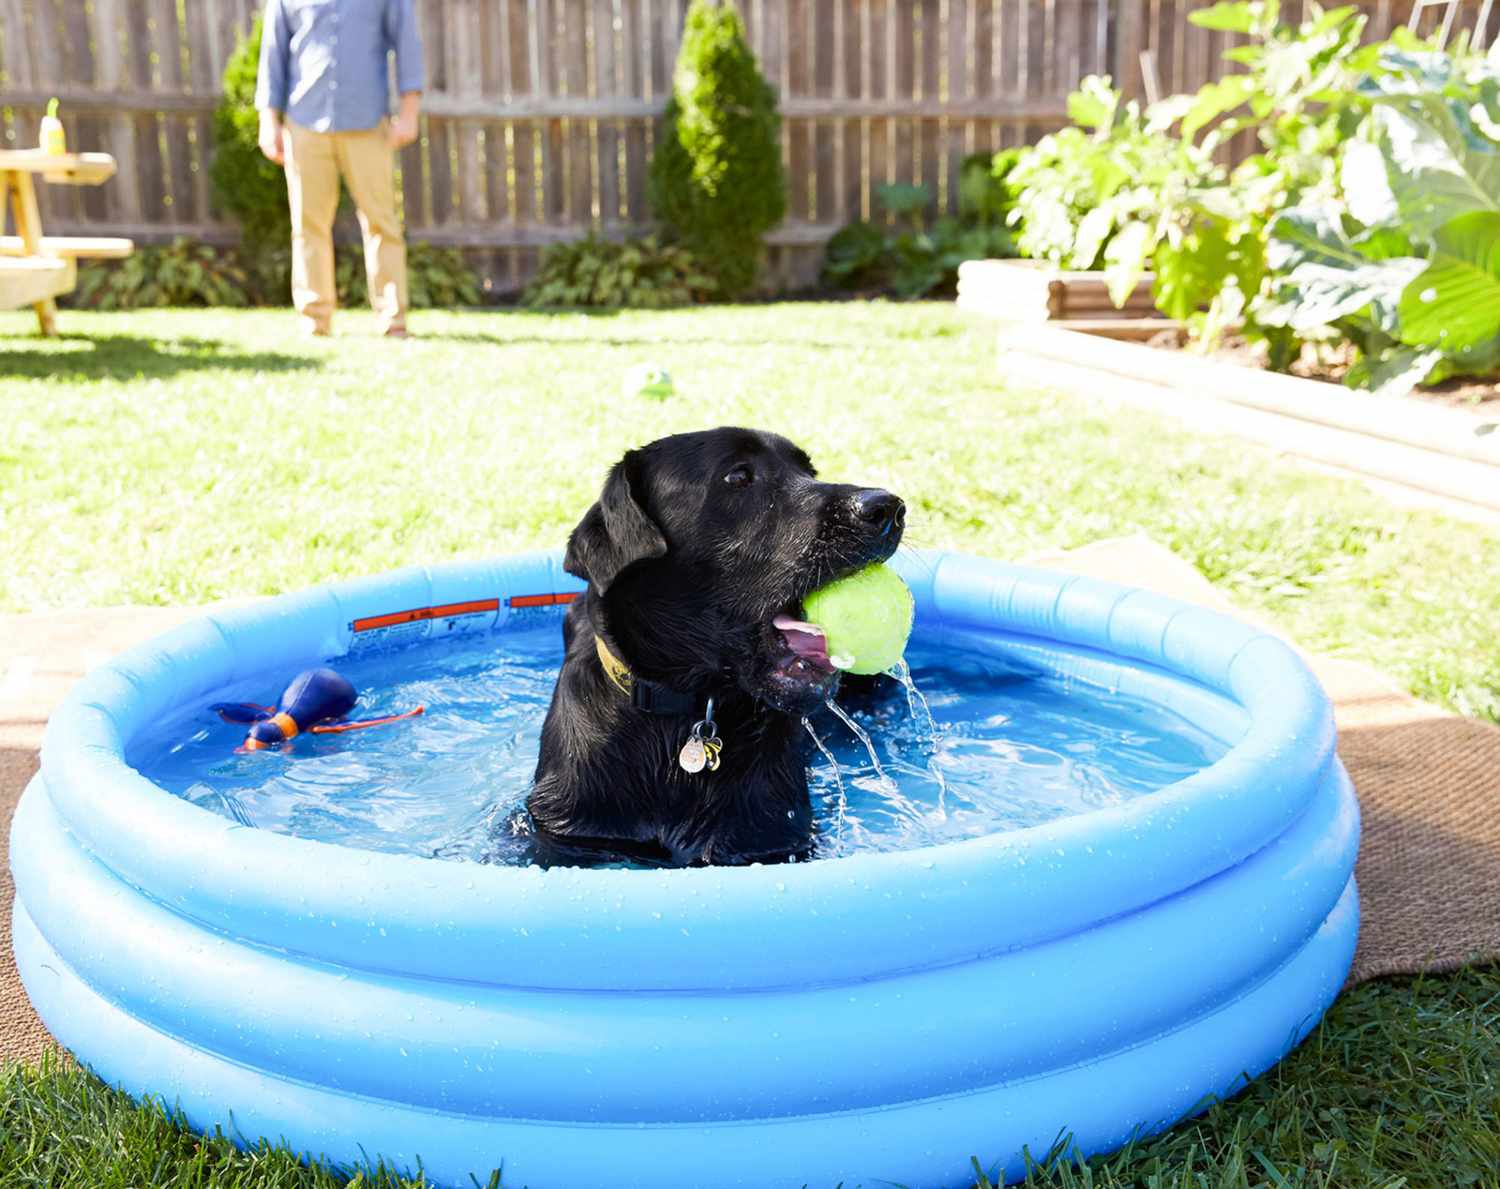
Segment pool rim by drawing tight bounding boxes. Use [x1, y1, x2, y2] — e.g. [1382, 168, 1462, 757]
[37, 548, 1336, 992]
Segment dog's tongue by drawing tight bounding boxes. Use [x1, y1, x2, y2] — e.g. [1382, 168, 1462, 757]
[773, 614, 833, 670]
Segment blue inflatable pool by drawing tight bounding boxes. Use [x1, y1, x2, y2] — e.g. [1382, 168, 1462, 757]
[11, 550, 1358, 1188]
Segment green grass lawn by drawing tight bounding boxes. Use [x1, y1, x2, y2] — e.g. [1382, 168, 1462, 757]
[2, 305, 1497, 1187]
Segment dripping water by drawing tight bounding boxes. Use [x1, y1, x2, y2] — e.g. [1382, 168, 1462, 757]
[802, 716, 847, 840]
[887, 659, 948, 808]
[888, 659, 938, 741]
[823, 697, 895, 789]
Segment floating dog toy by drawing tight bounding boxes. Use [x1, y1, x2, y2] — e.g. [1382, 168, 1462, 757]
[212, 667, 424, 752]
[800, 563, 915, 675]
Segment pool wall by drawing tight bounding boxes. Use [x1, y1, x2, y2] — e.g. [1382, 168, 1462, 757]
[12, 550, 1359, 1188]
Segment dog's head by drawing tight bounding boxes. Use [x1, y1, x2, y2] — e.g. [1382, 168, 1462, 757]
[565, 427, 905, 712]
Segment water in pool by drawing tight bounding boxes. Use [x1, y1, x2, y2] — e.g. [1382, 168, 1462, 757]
[128, 625, 1227, 865]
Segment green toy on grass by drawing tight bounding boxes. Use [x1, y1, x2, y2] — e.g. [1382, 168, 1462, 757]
[802, 563, 914, 676]
[624, 363, 674, 400]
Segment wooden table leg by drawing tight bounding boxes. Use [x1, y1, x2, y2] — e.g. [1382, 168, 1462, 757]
[33, 296, 59, 335]
[7, 169, 59, 337]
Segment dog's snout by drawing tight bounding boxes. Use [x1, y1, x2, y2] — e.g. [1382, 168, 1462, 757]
[851, 489, 905, 535]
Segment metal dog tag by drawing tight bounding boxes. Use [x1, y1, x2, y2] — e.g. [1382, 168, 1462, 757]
[679, 704, 723, 774]
[679, 736, 708, 774]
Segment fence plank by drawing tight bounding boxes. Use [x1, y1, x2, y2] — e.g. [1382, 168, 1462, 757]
[507, 0, 531, 96]
[29, 0, 68, 88]
[85, 0, 142, 223]
[595, 0, 623, 224]
[0, 0, 32, 91]
[512, 120, 539, 223]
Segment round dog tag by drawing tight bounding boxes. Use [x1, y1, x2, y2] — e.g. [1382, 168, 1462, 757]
[679, 737, 707, 774]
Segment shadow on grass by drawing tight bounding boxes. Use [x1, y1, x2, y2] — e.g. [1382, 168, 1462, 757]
[418, 329, 859, 351]
[0, 334, 319, 382]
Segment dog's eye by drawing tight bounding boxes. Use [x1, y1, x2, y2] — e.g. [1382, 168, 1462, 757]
[723, 463, 756, 488]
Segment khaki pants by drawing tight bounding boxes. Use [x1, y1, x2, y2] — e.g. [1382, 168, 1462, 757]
[283, 120, 407, 335]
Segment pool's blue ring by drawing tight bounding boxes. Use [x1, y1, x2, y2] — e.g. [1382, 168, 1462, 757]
[12, 550, 1359, 1187]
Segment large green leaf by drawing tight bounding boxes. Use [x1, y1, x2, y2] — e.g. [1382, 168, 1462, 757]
[1424, 334, 1500, 385]
[1372, 100, 1500, 239]
[1187, 1, 1259, 33]
[1103, 219, 1156, 306]
[1181, 74, 1257, 143]
[1072, 205, 1115, 270]
[1264, 208, 1426, 334]
[1473, 77, 1500, 142]
[1068, 75, 1119, 132]
[1398, 210, 1500, 350]
[1272, 259, 1424, 332]
[876, 182, 931, 219]
[1340, 140, 1397, 227]
[1344, 346, 1445, 399]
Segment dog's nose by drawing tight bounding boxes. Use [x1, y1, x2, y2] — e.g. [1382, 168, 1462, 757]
[852, 489, 905, 535]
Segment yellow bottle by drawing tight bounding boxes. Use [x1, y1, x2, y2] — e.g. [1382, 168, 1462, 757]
[40, 98, 66, 155]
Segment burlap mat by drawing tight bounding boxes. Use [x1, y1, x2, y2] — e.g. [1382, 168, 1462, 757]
[1032, 536, 1500, 983]
[2, 540, 1496, 1065]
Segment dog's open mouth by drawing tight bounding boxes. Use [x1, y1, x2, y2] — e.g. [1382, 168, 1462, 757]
[758, 609, 842, 709]
[774, 612, 852, 675]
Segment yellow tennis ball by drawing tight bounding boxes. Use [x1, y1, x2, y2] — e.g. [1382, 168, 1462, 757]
[625, 362, 674, 400]
[802, 563, 914, 676]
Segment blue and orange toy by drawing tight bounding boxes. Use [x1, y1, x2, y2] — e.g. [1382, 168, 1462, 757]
[212, 667, 424, 752]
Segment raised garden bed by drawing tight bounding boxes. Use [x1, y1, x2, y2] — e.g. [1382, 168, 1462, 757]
[993, 322, 1500, 527]
[1140, 333, 1500, 416]
[957, 259, 1178, 341]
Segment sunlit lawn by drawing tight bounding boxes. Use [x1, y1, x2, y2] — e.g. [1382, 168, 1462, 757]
[3, 304, 1497, 723]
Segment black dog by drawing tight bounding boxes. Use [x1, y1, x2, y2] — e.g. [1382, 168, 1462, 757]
[528, 427, 905, 867]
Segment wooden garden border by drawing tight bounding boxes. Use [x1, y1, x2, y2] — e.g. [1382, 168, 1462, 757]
[993, 322, 1500, 526]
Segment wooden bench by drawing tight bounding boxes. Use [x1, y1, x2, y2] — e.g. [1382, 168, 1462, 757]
[0, 256, 77, 312]
[0, 236, 134, 260]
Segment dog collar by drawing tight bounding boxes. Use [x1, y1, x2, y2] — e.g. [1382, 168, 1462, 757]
[594, 634, 701, 716]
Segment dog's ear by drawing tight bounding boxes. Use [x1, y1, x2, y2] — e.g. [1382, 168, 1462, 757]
[564, 450, 668, 595]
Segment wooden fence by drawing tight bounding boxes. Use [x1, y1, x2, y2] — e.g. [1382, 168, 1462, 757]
[0, 0, 1485, 294]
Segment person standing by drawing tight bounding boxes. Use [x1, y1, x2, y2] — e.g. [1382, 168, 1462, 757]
[254, 0, 424, 338]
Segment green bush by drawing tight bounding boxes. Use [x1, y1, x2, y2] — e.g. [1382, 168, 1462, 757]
[209, 16, 289, 257]
[71, 239, 480, 311]
[70, 239, 256, 310]
[647, 0, 785, 298]
[521, 235, 713, 308]
[821, 155, 1019, 299]
[337, 242, 483, 309]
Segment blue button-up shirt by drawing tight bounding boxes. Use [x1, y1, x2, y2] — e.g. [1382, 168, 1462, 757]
[255, 0, 424, 132]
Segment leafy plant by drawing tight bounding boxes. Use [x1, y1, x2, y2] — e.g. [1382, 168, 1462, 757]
[1008, 0, 1500, 394]
[647, 0, 785, 299]
[521, 235, 714, 308]
[337, 242, 483, 309]
[1006, 75, 1219, 302]
[821, 221, 889, 291]
[209, 16, 290, 257]
[70, 239, 256, 310]
[821, 155, 1019, 299]
[1252, 45, 1500, 394]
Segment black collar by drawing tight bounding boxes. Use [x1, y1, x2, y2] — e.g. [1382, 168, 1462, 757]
[594, 634, 703, 717]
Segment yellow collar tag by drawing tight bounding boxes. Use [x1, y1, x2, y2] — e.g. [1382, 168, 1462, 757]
[594, 635, 635, 697]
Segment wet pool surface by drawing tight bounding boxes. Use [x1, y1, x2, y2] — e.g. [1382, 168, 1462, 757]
[128, 625, 1227, 865]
